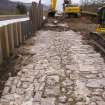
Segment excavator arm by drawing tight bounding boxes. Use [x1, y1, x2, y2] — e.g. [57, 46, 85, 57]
[50, 0, 57, 11]
[48, 0, 71, 17]
[48, 0, 57, 17]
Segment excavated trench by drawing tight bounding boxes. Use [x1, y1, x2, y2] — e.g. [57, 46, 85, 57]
[0, 16, 105, 105]
[44, 16, 105, 60]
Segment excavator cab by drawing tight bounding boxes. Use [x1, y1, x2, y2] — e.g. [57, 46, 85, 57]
[96, 6, 105, 33]
[63, 0, 81, 17]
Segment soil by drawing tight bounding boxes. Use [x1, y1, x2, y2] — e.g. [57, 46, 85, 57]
[44, 16, 97, 33]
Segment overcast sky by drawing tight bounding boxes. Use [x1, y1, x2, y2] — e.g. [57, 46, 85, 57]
[10, 0, 80, 11]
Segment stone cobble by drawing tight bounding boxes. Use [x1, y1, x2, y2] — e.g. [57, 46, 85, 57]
[0, 30, 105, 105]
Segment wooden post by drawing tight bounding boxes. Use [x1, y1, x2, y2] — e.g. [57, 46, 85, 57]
[26, 21, 28, 39]
[37, 5, 40, 29]
[17, 22, 22, 45]
[5, 26, 10, 57]
[25, 21, 27, 39]
[18, 22, 22, 44]
[7, 24, 15, 55]
[21, 21, 26, 42]
[0, 26, 10, 59]
[0, 27, 3, 64]
[13, 23, 19, 47]
[41, 5, 43, 25]
[28, 21, 31, 37]
[31, 2, 37, 35]
[34, 3, 37, 33]
[39, 4, 41, 28]
[16, 22, 19, 47]
[21, 22, 24, 42]
[27, 21, 30, 38]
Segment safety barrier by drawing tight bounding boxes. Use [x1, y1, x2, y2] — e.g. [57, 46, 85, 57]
[0, 2, 44, 64]
[0, 18, 31, 64]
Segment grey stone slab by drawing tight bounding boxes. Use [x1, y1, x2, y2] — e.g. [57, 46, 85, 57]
[33, 91, 42, 102]
[46, 75, 60, 86]
[96, 101, 105, 105]
[62, 78, 73, 87]
[2, 87, 10, 95]
[58, 95, 67, 103]
[86, 79, 105, 88]
[41, 98, 56, 105]
[44, 86, 60, 97]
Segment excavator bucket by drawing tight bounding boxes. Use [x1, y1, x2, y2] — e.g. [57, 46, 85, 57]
[48, 11, 56, 17]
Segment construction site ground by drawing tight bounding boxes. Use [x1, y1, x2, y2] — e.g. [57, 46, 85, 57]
[0, 16, 105, 105]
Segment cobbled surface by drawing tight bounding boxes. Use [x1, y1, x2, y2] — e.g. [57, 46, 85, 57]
[0, 30, 105, 105]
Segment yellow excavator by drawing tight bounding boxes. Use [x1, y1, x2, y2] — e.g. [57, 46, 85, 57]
[63, 0, 81, 17]
[89, 6, 105, 52]
[48, 0, 81, 17]
[96, 6, 105, 33]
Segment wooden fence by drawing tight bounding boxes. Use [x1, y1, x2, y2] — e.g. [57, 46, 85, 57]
[30, 2, 43, 34]
[0, 2, 44, 64]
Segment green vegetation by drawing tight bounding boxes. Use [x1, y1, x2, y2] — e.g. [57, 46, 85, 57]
[0, 10, 16, 15]
[0, 3, 27, 15]
[16, 3, 27, 14]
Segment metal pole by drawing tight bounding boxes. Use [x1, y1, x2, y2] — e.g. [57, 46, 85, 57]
[39, 0, 41, 5]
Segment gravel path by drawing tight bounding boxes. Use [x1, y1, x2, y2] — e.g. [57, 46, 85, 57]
[0, 29, 105, 105]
